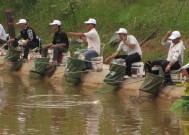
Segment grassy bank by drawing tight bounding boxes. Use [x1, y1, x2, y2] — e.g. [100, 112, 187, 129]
[0, 0, 189, 63]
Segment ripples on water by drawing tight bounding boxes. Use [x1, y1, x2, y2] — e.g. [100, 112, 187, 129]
[0, 73, 188, 135]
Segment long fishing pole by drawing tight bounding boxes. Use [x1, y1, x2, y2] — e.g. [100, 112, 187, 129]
[172, 0, 187, 29]
[68, 0, 78, 30]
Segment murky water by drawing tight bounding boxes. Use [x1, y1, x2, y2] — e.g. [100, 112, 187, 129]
[0, 73, 189, 135]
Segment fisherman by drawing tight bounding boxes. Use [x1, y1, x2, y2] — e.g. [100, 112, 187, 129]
[0, 23, 7, 44]
[6, 19, 40, 59]
[105, 28, 142, 79]
[178, 63, 189, 78]
[68, 18, 101, 70]
[42, 20, 69, 65]
[147, 30, 185, 85]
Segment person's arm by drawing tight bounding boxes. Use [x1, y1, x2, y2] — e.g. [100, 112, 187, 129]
[67, 32, 85, 37]
[161, 30, 172, 46]
[121, 34, 136, 49]
[105, 51, 120, 63]
[165, 43, 183, 72]
[68, 32, 87, 44]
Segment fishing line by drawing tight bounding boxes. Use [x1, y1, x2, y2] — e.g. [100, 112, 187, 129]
[172, 0, 187, 29]
[68, 0, 78, 30]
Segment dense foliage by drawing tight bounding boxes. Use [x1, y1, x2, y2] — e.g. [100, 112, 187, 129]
[0, 0, 189, 62]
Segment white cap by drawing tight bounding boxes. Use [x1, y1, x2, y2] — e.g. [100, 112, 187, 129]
[84, 18, 96, 24]
[115, 28, 128, 34]
[16, 19, 27, 25]
[49, 20, 61, 26]
[169, 31, 181, 40]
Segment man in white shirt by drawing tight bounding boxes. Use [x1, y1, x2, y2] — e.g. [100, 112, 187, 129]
[0, 24, 7, 44]
[105, 28, 142, 78]
[148, 30, 185, 85]
[68, 18, 101, 70]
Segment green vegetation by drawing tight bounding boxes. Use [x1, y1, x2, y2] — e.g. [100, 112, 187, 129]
[0, 0, 189, 63]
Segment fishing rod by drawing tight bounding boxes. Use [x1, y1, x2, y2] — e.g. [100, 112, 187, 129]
[68, 0, 78, 30]
[140, 27, 159, 47]
[172, 0, 187, 29]
[68, 0, 83, 43]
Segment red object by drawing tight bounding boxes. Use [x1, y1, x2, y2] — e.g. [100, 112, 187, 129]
[5, 10, 15, 38]
[57, 52, 62, 63]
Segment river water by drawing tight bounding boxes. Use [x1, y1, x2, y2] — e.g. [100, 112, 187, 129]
[0, 73, 188, 135]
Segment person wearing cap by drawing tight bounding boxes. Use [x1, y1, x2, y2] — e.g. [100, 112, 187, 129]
[0, 24, 7, 44]
[68, 18, 100, 70]
[105, 28, 142, 78]
[42, 20, 69, 65]
[148, 30, 185, 85]
[6, 19, 39, 59]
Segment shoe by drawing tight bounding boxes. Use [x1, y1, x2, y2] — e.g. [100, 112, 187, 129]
[51, 61, 60, 66]
[163, 80, 173, 86]
[82, 67, 93, 72]
[123, 75, 131, 79]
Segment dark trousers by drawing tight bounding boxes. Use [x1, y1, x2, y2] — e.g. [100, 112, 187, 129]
[23, 41, 38, 58]
[41, 46, 67, 62]
[12, 40, 38, 58]
[115, 53, 141, 76]
[0, 39, 6, 45]
[150, 60, 181, 82]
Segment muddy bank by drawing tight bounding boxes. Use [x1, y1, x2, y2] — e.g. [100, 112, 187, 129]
[0, 59, 185, 99]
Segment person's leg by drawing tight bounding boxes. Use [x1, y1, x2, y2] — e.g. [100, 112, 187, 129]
[84, 50, 99, 69]
[23, 41, 38, 58]
[0, 39, 6, 45]
[53, 46, 67, 62]
[125, 53, 141, 76]
[74, 49, 87, 58]
[41, 48, 48, 57]
[145, 60, 165, 73]
[163, 61, 181, 83]
[115, 55, 128, 59]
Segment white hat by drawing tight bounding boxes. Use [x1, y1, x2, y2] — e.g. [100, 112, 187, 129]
[115, 28, 128, 34]
[16, 19, 27, 25]
[84, 18, 96, 24]
[49, 20, 61, 26]
[169, 31, 181, 40]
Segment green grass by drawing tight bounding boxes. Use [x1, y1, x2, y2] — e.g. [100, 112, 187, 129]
[0, 0, 189, 63]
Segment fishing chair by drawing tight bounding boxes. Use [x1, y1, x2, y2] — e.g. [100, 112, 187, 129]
[47, 48, 70, 65]
[91, 43, 105, 71]
[28, 36, 42, 60]
[57, 51, 71, 65]
[151, 66, 183, 83]
[131, 62, 145, 77]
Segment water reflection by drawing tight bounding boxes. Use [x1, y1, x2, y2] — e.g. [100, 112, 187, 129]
[0, 73, 188, 135]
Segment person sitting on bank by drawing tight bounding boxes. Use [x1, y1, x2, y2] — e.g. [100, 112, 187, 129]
[147, 30, 185, 85]
[178, 63, 189, 78]
[6, 19, 40, 59]
[0, 23, 7, 45]
[68, 18, 101, 70]
[105, 28, 142, 79]
[42, 20, 69, 65]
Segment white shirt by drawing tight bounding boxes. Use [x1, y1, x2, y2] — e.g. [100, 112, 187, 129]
[161, 40, 185, 66]
[84, 28, 101, 55]
[0, 24, 7, 41]
[117, 35, 142, 56]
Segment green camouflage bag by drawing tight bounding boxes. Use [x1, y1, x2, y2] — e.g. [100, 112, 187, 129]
[64, 57, 85, 85]
[4, 47, 22, 62]
[104, 63, 125, 86]
[29, 57, 50, 78]
[139, 68, 164, 94]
